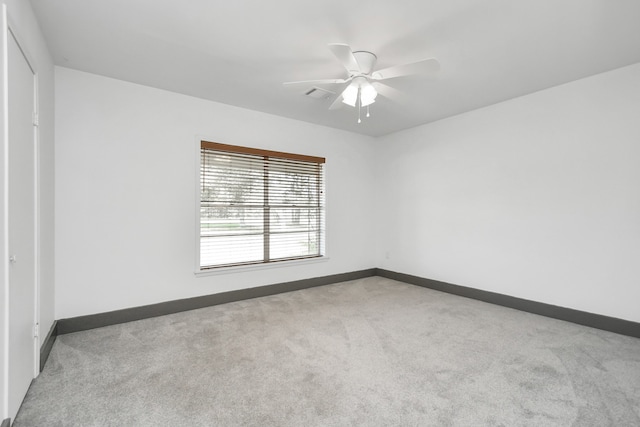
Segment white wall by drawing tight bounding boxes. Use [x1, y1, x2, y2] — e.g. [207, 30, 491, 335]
[376, 62, 640, 322]
[56, 59, 640, 324]
[55, 67, 377, 319]
[0, 0, 55, 420]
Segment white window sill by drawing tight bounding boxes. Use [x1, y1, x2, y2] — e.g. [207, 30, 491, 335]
[194, 256, 330, 277]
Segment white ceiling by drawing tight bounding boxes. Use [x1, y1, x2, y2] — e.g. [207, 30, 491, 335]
[30, 0, 640, 137]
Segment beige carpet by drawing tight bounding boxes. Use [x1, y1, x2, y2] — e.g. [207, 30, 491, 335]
[14, 277, 640, 426]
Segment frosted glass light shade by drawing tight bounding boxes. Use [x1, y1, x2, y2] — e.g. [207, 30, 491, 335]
[360, 82, 377, 107]
[341, 84, 358, 107]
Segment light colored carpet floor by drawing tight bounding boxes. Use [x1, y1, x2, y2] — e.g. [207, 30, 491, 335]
[14, 277, 640, 426]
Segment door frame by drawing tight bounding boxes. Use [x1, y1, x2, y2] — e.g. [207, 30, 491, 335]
[0, 3, 41, 420]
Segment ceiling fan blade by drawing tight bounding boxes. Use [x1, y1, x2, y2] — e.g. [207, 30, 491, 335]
[372, 82, 407, 105]
[371, 58, 440, 80]
[328, 94, 344, 110]
[283, 78, 349, 87]
[328, 43, 361, 74]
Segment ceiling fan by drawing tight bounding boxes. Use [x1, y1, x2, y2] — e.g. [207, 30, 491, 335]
[284, 43, 440, 122]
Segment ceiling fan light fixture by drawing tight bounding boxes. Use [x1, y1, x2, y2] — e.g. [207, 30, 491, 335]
[360, 82, 377, 107]
[361, 97, 375, 107]
[341, 84, 358, 107]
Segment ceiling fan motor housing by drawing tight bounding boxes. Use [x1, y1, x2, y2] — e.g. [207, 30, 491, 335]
[352, 51, 377, 75]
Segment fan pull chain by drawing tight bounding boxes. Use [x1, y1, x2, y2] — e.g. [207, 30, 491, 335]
[366, 105, 370, 118]
[357, 96, 362, 124]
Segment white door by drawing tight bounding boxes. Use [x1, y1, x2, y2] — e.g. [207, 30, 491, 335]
[7, 27, 38, 421]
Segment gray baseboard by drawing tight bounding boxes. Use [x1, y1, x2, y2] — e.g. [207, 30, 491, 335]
[376, 268, 640, 339]
[40, 321, 58, 372]
[55, 267, 640, 340]
[57, 269, 377, 334]
[1, 418, 10, 427]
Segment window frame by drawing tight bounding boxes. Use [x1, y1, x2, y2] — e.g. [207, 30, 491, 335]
[195, 140, 327, 274]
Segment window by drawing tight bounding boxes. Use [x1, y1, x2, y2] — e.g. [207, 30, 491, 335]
[199, 141, 325, 270]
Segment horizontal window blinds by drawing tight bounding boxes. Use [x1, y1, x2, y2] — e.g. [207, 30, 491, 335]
[200, 141, 325, 269]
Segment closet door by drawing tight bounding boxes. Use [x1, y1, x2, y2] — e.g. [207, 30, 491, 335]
[7, 26, 38, 421]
